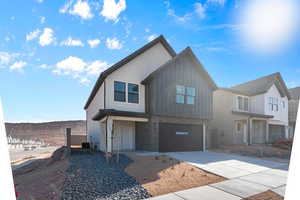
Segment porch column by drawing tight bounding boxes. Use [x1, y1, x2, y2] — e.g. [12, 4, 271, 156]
[266, 120, 269, 144]
[106, 117, 113, 153]
[249, 118, 253, 145]
[285, 125, 289, 139]
[203, 122, 206, 152]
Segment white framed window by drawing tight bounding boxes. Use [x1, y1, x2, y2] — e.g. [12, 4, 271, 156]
[236, 122, 242, 132]
[114, 81, 139, 104]
[268, 97, 279, 111]
[176, 85, 196, 105]
[176, 85, 185, 104]
[237, 96, 249, 111]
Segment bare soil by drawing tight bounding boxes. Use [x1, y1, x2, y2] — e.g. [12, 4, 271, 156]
[125, 153, 226, 197]
[13, 147, 69, 200]
[243, 190, 283, 200]
[213, 144, 290, 162]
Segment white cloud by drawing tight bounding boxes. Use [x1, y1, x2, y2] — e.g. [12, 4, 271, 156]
[79, 77, 90, 84]
[0, 52, 20, 66]
[60, 0, 93, 20]
[147, 34, 158, 42]
[87, 39, 100, 48]
[86, 60, 109, 75]
[9, 61, 27, 72]
[208, 0, 226, 6]
[53, 56, 109, 84]
[194, 3, 206, 19]
[38, 64, 50, 69]
[60, 37, 84, 47]
[238, 0, 300, 54]
[40, 16, 46, 24]
[106, 37, 122, 49]
[101, 0, 126, 21]
[26, 29, 41, 41]
[145, 28, 150, 33]
[39, 28, 55, 46]
[54, 56, 86, 76]
[36, 0, 44, 3]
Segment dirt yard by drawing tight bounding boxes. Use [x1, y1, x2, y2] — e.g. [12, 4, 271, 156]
[125, 153, 226, 197]
[213, 144, 291, 162]
[13, 147, 69, 200]
[243, 190, 283, 200]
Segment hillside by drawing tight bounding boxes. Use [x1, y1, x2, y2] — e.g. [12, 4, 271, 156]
[5, 120, 86, 146]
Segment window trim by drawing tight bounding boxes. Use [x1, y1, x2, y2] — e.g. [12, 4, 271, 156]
[176, 85, 196, 105]
[236, 95, 249, 112]
[127, 83, 139, 104]
[114, 81, 126, 102]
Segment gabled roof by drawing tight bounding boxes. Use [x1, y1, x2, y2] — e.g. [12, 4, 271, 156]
[84, 35, 176, 110]
[289, 86, 300, 100]
[141, 47, 218, 90]
[229, 72, 291, 99]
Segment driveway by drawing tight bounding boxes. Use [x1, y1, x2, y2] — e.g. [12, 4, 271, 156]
[148, 151, 289, 200]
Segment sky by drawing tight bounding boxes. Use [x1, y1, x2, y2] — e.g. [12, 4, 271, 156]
[1, 0, 300, 122]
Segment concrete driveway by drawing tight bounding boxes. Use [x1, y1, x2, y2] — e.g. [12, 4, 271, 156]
[148, 151, 289, 200]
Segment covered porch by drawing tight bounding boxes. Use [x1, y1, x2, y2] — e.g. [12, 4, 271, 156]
[93, 109, 149, 154]
[233, 111, 289, 145]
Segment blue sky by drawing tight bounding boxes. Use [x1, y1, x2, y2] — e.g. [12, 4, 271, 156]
[1, 0, 300, 122]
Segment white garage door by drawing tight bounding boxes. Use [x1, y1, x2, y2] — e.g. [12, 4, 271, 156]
[113, 120, 135, 151]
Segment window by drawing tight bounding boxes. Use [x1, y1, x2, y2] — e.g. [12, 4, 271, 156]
[236, 122, 242, 132]
[282, 101, 285, 109]
[268, 97, 279, 112]
[176, 85, 185, 104]
[128, 83, 139, 103]
[176, 131, 189, 135]
[114, 81, 126, 102]
[237, 96, 249, 111]
[176, 85, 196, 104]
[186, 87, 196, 105]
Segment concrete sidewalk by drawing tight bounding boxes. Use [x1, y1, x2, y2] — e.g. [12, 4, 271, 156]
[146, 151, 288, 200]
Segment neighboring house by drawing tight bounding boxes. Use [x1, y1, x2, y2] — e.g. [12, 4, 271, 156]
[288, 86, 300, 137]
[209, 73, 291, 147]
[84, 35, 217, 153]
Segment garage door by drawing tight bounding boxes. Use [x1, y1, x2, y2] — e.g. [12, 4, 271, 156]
[269, 125, 285, 143]
[159, 123, 203, 152]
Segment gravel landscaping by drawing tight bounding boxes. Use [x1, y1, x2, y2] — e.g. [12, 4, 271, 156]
[61, 151, 150, 200]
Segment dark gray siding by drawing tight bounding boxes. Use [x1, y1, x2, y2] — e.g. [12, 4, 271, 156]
[146, 53, 214, 119]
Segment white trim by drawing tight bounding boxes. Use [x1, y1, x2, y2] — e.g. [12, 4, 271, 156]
[110, 116, 148, 122]
[203, 123, 206, 151]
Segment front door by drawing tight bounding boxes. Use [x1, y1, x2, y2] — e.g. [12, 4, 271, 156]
[235, 121, 247, 144]
[252, 120, 266, 144]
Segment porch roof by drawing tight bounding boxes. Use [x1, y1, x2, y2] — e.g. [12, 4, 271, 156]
[232, 111, 273, 118]
[92, 109, 149, 121]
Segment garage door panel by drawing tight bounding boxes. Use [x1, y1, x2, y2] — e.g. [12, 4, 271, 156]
[159, 123, 203, 152]
[269, 125, 285, 143]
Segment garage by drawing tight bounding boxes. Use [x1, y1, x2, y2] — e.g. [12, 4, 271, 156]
[159, 123, 203, 152]
[269, 125, 285, 143]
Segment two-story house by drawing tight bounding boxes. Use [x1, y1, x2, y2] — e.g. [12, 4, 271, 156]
[288, 86, 300, 137]
[209, 73, 291, 147]
[84, 35, 217, 153]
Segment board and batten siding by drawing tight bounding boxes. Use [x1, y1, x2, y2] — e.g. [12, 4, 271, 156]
[146, 51, 214, 119]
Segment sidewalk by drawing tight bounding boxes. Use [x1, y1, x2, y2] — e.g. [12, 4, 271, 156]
[146, 151, 288, 200]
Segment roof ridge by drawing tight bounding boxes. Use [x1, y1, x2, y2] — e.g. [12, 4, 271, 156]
[84, 35, 176, 109]
[231, 72, 279, 88]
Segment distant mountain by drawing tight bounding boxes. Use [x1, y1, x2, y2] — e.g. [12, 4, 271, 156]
[5, 120, 86, 146]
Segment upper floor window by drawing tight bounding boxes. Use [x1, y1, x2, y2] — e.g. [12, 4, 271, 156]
[269, 97, 279, 111]
[128, 83, 139, 103]
[237, 96, 249, 111]
[114, 81, 126, 102]
[176, 85, 196, 104]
